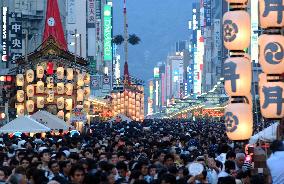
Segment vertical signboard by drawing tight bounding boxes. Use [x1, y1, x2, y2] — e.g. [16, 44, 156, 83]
[10, 12, 23, 63]
[2, 7, 9, 62]
[95, 0, 101, 20]
[154, 67, 159, 78]
[203, 0, 211, 26]
[250, 0, 258, 63]
[87, 0, 96, 26]
[103, 5, 112, 61]
[67, 0, 76, 24]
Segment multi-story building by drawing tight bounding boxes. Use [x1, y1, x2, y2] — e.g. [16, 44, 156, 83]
[201, 0, 227, 93]
[0, 0, 67, 69]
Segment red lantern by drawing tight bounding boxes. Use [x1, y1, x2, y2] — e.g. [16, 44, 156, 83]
[47, 62, 54, 75]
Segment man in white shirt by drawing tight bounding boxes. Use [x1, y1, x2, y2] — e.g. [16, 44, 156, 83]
[267, 140, 284, 184]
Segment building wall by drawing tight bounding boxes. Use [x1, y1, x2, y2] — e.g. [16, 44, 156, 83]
[66, 0, 87, 58]
[0, 0, 67, 69]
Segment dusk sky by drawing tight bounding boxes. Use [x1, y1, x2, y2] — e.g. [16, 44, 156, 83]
[113, 0, 192, 82]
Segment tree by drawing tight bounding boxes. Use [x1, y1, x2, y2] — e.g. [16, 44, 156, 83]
[113, 35, 124, 45]
[128, 34, 141, 45]
[113, 34, 141, 46]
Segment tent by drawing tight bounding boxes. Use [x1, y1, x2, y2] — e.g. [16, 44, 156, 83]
[30, 110, 69, 130]
[0, 116, 50, 133]
[249, 123, 279, 144]
[108, 114, 132, 123]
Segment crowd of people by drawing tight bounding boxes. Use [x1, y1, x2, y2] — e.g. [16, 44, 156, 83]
[0, 119, 281, 184]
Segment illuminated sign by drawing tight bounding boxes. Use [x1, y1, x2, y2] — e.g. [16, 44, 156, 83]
[192, 9, 198, 30]
[155, 80, 159, 106]
[193, 30, 204, 94]
[103, 5, 112, 61]
[2, 7, 8, 62]
[251, 0, 258, 63]
[154, 67, 159, 78]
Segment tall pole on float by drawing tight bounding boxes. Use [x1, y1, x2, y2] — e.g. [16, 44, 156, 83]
[123, 0, 128, 65]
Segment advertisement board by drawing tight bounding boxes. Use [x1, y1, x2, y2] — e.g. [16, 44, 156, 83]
[87, 0, 95, 26]
[251, 0, 258, 63]
[103, 5, 112, 61]
[2, 7, 9, 62]
[67, 0, 76, 24]
[154, 67, 159, 78]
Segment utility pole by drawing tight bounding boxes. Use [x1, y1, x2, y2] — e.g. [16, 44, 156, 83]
[74, 29, 77, 63]
[25, 29, 28, 62]
[79, 34, 82, 57]
[123, 0, 128, 65]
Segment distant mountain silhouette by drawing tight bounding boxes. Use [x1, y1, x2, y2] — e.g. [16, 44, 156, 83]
[113, 0, 192, 82]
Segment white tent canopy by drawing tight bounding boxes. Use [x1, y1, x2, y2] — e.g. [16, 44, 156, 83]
[249, 123, 279, 144]
[0, 116, 50, 133]
[30, 110, 69, 130]
[108, 114, 133, 123]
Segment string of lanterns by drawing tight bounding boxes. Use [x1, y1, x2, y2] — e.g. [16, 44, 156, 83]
[223, 0, 253, 140]
[15, 61, 91, 125]
[258, 0, 284, 119]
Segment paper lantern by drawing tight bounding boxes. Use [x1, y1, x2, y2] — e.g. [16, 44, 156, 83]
[57, 110, 64, 119]
[57, 67, 64, 80]
[224, 57, 251, 96]
[224, 103, 253, 140]
[77, 74, 84, 87]
[259, 79, 284, 118]
[16, 104, 25, 116]
[16, 74, 24, 87]
[65, 83, 73, 96]
[65, 99, 73, 110]
[57, 83, 65, 95]
[84, 87, 91, 98]
[26, 85, 34, 98]
[84, 73, 90, 85]
[36, 81, 45, 94]
[259, 0, 284, 28]
[57, 97, 65, 109]
[66, 68, 73, 80]
[37, 97, 44, 109]
[259, 34, 284, 74]
[223, 11, 250, 50]
[26, 100, 35, 113]
[36, 65, 44, 79]
[26, 69, 34, 83]
[65, 113, 71, 122]
[77, 89, 84, 102]
[46, 62, 54, 75]
[17, 90, 25, 103]
[47, 77, 54, 89]
[47, 90, 54, 103]
[83, 101, 91, 111]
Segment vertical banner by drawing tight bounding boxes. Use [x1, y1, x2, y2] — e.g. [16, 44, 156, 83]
[2, 7, 9, 62]
[103, 5, 112, 61]
[87, 0, 96, 27]
[203, 0, 211, 27]
[9, 12, 23, 63]
[95, 0, 101, 20]
[67, 0, 76, 24]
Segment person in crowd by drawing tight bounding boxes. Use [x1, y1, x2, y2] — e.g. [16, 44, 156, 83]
[69, 165, 85, 184]
[0, 119, 272, 183]
[235, 153, 245, 172]
[267, 140, 284, 184]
